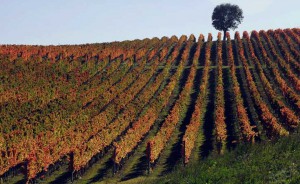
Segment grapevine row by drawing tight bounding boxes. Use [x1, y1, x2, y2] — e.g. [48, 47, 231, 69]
[71, 40, 179, 172]
[182, 34, 209, 164]
[280, 29, 300, 61]
[286, 28, 300, 48]
[226, 32, 256, 142]
[243, 31, 299, 128]
[235, 32, 288, 136]
[147, 35, 207, 165]
[269, 30, 300, 76]
[214, 32, 227, 154]
[251, 31, 300, 112]
[0, 39, 169, 179]
[113, 41, 186, 165]
[259, 31, 300, 92]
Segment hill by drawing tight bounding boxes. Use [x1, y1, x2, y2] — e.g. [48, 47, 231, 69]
[0, 28, 299, 184]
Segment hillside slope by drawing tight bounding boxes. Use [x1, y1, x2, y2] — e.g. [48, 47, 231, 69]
[157, 131, 300, 184]
[0, 28, 299, 184]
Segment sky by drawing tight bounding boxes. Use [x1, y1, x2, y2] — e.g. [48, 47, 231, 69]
[0, 0, 299, 45]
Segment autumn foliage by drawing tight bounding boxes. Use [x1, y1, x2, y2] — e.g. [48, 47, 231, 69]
[0, 28, 300, 182]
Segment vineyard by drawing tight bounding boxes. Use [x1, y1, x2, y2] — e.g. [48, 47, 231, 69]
[0, 28, 299, 184]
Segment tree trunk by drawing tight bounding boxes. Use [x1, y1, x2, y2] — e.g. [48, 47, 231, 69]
[223, 30, 227, 41]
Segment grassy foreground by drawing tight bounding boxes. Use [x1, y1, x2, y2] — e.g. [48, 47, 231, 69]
[151, 131, 300, 184]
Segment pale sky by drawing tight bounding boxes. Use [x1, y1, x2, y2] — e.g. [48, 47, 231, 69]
[0, 0, 299, 45]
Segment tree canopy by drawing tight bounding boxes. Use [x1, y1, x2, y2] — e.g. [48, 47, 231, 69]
[212, 3, 244, 40]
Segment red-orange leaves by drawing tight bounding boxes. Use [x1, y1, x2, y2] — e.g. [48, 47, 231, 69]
[227, 32, 256, 142]
[214, 32, 227, 154]
[235, 32, 289, 137]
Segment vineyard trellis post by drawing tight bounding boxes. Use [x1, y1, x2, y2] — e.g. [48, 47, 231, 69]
[25, 160, 29, 183]
[146, 142, 151, 174]
[69, 152, 75, 182]
[182, 140, 186, 166]
[113, 148, 117, 175]
[71, 171, 74, 183]
[25, 160, 37, 184]
[217, 142, 223, 155]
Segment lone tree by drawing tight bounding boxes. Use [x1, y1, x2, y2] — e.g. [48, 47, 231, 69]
[212, 3, 244, 40]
